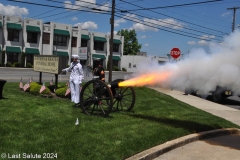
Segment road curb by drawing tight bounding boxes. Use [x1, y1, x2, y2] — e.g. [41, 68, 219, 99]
[125, 128, 240, 160]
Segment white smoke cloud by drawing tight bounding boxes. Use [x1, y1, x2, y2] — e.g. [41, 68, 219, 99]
[126, 30, 240, 96]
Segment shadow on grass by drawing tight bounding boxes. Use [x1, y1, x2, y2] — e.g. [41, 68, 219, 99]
[0, 97, 8, 100]
[126, 113, 223, 133]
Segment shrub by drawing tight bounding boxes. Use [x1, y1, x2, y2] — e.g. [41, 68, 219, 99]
[13, 62, 21, 67]
[6, 62, 12, 67]
[29, 82, 51, 95]
[113, 66, 120, 71]
[26, 63, 33, 68]
[55, 86, 70, 98]
[122, 67, 127, 72]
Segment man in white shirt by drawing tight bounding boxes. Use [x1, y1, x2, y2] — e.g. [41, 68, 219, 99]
[62, 55, 84, 106]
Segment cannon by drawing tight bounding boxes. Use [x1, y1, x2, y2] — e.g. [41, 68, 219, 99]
[80, 79, 135, 117]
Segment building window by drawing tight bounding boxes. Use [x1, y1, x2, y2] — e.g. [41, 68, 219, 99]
[7, 53, 18, 64]
[43, 33, 50, 44]
[81, 39, 88, 47]
[72, 37, 77, 47]
[54, 35, 67, 46]
[27, 32, 38, 43]
[113, 60, 118, 68]
[26, 54, 34, 65]
[113, 44, 119, 52]
[94, 41, 104, 51]
[8, 29, 19, 42]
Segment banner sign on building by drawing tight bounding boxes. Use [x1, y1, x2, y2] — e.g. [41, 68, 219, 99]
[78, 47, 88, 60]
[33, 55, 67, 74]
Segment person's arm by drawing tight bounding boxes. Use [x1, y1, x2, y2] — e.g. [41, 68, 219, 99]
[100, 67, 105, 81]
[62, 63, 72, 72]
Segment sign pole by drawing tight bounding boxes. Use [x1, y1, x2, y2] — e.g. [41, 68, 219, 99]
[55, 74, 58, 92]
[39, 72, 42, 84]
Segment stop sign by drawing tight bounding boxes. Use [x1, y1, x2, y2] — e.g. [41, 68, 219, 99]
[170, 48, 181, 59]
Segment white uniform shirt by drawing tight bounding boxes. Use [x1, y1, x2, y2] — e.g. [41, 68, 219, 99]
[63, 62, 84, 84]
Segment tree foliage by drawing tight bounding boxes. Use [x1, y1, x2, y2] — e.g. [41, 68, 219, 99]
[117, 29, 142, 55]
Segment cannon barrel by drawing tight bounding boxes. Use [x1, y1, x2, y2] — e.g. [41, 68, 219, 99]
[108, 79, 124, 89]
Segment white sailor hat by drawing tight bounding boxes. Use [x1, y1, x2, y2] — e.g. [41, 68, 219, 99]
[71, 55, 79, 59]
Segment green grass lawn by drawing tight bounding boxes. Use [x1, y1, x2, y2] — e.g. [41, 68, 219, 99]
[0, 82, 239, 160]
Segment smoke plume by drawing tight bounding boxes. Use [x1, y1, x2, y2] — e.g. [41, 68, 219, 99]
[125, 30, 240, 95]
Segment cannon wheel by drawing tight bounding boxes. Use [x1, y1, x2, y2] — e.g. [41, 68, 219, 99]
[80, 79, 113, 117]
[112, 79, 136, 111]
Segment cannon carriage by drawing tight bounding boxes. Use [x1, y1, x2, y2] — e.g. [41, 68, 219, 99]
[80, 79, 136, 117]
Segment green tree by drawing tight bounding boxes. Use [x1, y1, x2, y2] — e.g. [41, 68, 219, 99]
[117, 29, 142, 55]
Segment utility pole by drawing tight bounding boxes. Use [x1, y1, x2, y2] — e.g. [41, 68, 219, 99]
[227, 7, 240, 32]
[109, 0, 115, 82]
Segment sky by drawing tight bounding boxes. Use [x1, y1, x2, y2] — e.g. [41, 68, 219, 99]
[1, 0, 240, 58]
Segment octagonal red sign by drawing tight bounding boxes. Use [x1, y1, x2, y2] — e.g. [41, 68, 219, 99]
[170, 48, 181, 59]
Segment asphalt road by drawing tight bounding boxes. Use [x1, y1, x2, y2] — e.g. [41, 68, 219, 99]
[0, 67, 133, 83]
[2, 67, 240, 110]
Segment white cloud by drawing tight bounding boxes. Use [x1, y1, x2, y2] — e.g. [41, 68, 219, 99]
[129, 18, 184, 32]
[199, 35, 215, 40]
[130, 23, 158, 32]
[198, 40, 208, 46]
[71, 17, 78, 21]
[140, 35, 146, 39]
[144, 18, 184, 30]
[114, 18, 126, 27]
[64, 0, 110, 12]
[107, 31, 117, 35]
[123, 14, 140, 23]
[0, 3, 28, 16]
[144, 44, 149, 47]
[221, 12, 231, 17]
[74, 21, 98, 30]
[188, 41, 196, 45]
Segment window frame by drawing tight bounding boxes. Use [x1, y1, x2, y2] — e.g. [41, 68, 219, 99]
[53, 35, 68, 46]
[8, 29, 19, 42]
[94, 41, 104, 51]
[43, 33, 50, 44]
[7, 53, 18, 64]
[113, 44, 119, 52]
[71, 37, 77, 47]
[81, 39, 88, 47]
[27, 32, 38, 43]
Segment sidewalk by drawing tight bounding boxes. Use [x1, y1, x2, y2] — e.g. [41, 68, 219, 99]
[126, 87, 240, 160]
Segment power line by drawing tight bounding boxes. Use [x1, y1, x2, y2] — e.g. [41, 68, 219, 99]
[7, 0, 110, 13]
[47, 0, 225, 38]
[116, 9, 224, 39]
[139, 0, 230, 29]
[115, 12, 223, 43]
[120, 0, 223, 12]
[7, 0, 226, 42]
[119, 0, 228, 35]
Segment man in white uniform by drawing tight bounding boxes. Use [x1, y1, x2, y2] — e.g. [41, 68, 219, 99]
[62, 55, 84, 105]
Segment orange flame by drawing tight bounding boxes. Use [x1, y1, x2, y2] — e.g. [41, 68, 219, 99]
[118, 72, 171, 87]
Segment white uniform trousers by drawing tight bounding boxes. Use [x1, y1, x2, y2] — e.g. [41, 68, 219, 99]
[69, 79, 81, 104]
